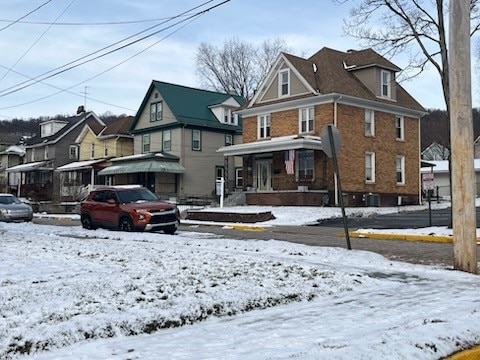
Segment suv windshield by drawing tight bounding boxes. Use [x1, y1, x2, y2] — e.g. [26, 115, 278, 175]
[116, 188, 158, 204]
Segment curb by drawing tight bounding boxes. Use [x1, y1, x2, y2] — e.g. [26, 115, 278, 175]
[348, 231, 454, 243]
[447, 344, 480, 359]
[230, 225, 265, 231]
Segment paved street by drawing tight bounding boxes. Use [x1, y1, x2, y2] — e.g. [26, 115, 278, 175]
[32, 206, 480, 269]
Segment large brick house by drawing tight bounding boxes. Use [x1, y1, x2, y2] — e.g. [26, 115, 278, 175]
[218, 47, 426, 206]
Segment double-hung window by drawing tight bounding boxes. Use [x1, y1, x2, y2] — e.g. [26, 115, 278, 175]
[396, 155, 405, 184]
[395, 115, 404, 140]
[103, 140, 108, 157]
[258, 114, 271, 139]
[235, 167, 243, 188]
[381, 70, 391, 98]
[142, 134, 150, 153]
[365, 109, 374, 136]
[225, 134, 233, 146]
[69, 145, 78, 160]
[365, 152, 375, 183]
[163, 130, 171, 151]
[90, 143, 95, 159]
[150, 101, 163, 122]
[279, 69, 290, 96]
[192, 130, 201, 151]
[44, 145, 49, 160]
[299, 107, 314, 133]
[297, 150, 314, 180]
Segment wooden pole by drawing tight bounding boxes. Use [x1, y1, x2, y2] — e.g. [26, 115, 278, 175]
[449, 0, 478, 273]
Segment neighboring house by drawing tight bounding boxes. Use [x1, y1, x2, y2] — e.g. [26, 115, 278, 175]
[422, 142, 450, 160]
[98, 81, 246, 202]
[474, 135, 480, 159]
[219, 47, 426, 206]
[6, 108, 105, 202]
[55, 116, 134, 201]
[0, 145, 25, 193]
[421, 160, 480, 198]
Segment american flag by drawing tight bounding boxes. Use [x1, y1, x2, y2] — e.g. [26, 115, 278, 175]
[285, 149, 295, 175]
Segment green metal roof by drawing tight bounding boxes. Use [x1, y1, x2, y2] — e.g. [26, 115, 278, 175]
[98, 159, 185, 176]
[130, 81, 246, 132]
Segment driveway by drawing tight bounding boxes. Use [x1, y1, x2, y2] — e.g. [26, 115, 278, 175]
[316, 206, 455, 229]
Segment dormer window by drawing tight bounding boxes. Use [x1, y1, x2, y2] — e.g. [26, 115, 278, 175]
[279, 69, 290, 97]
[381, 70, 391, 98]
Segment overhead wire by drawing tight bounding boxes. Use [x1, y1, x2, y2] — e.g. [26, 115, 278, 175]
[0, 0, 77, 84]
[0, 0, 230, 114]
[0, 0, 54, 32]
[0, 0, 218, 97]
[0, 16, 191, 26]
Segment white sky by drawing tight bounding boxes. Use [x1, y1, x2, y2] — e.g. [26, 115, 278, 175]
[0, 0, 472, 120]
[2, 203, 480, 359]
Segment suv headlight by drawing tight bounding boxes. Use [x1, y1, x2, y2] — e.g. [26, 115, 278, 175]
[134, 209, 149, 220]
[0, 208, 8, 215]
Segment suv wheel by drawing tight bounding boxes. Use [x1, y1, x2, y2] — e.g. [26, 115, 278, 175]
[163, 225, 177, 235]
[81, 214, 96, 230]
[119, 216, 134, 232]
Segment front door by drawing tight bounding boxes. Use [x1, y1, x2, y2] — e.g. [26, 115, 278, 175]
[256, 159, 272, 191]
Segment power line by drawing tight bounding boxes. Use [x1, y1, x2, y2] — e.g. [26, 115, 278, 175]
[0, 16, 191, 26]
[0, 0, 219, 97]
[0, 0, 54, 32]
[0, 0, 76, 84]
[0, 4, 220, 113]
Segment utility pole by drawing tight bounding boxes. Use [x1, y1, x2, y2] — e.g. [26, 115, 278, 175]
[449, 0, 478, 274]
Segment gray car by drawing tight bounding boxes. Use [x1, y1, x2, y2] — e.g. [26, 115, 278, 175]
[0, 194, 33, 222]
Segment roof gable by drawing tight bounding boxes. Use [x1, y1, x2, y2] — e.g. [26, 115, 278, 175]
[130, 81, 246, 132]
[248, 47, 425, 113]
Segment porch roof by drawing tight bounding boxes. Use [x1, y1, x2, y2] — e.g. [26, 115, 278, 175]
[97, 159, 185, 176]
[6, 161, 52, 172]
[56, 159, 108, 172]
[217, 135, 323, 156]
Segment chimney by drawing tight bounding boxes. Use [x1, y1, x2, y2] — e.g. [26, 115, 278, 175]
[77, 105, 85, 114]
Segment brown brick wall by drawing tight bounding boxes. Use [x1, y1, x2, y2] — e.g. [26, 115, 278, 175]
[336, 104, 419, 197]
[240, 102, 420, 205]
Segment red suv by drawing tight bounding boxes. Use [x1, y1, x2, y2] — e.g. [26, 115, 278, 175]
[80, 185, 179, 234]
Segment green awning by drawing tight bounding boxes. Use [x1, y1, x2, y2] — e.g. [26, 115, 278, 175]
[98, 159, 185, 176]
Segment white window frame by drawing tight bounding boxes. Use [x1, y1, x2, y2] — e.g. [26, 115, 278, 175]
[192, 130, 201, 151]
[150, 101, 163, 122]
[142, 134, 150, 154]
[235, 167, 243, 188]
[163, 130, 171, 151]
[395, 115, 404, 140]
[31, 148, 35, 162]
[225, 134, 233, 146]
[296, 149, 314, 181]
[258, 114, 271, 139]
[396, 155, 405, 185]
[90, 143, 95, 159]
[365, 152, 375, 183]
[103, 140, 108, 157]
[365, 109, 375, 137]
[278, 69, 290, 97]
[381, 70, 391, 98]
[69, 145, 78, 160]
[299, 107, 314, 133]
[44, 145, 49, 160]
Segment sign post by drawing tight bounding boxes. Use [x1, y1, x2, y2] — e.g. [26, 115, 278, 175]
[321, 124, 351, 250]
[422, 173, 435, 227]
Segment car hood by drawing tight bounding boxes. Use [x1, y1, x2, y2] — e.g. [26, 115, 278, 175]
[0, 203, 32, 211]
[121, 201, 174, 211]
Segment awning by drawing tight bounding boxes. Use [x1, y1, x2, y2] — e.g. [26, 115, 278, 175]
[6, 161, 52, 172]
[98, 159, 185, 176]
[217, 135, 323, 156]
[56, 159, 108, 172]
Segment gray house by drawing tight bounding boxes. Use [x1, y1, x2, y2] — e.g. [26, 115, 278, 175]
[98, 81, 246, 202]
[7, 108, 105, 202]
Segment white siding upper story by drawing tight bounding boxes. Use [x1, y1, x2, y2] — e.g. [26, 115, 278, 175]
[134, 91, 177, 131]
[40, 120, 68, 138]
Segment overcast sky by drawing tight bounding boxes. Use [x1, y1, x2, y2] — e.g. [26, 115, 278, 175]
[0, 0, 475, 120]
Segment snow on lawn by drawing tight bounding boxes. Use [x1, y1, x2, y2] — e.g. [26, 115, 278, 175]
[1, 221, 480, 359]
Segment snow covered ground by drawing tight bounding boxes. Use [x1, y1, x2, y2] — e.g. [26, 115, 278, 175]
[1, 201, 480, 359]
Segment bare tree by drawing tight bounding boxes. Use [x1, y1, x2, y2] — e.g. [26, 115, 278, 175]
[338, 0, 480, 114]
[195, 38, 290, 99]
